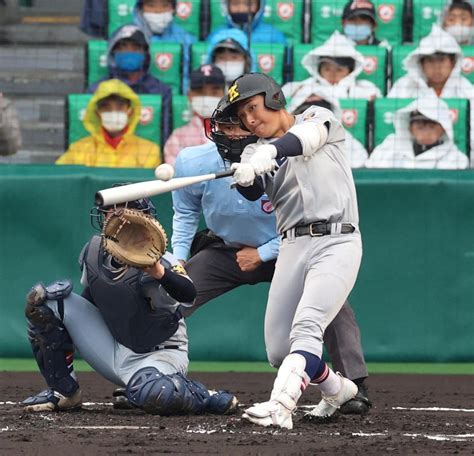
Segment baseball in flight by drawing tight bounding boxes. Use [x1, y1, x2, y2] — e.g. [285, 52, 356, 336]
[154, 163, 175, 181]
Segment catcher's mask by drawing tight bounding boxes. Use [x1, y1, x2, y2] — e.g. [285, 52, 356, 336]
[90, 184, 157, 231]
[204, 97, 258, 163]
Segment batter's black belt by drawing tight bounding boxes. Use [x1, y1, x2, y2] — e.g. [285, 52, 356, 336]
[152, 345, 181, 351]
[282, 222, 355, 239]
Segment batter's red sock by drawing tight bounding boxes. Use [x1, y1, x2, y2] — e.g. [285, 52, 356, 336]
[313, 365, 341, 396]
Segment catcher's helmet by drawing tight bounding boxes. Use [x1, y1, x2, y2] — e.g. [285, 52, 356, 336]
[90, 184, 156, 230]
[221, 73, 286, 118]
[205, 96, 258, 163]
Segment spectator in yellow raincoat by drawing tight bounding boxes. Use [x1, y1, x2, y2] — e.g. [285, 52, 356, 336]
[56, 79, 161, 168]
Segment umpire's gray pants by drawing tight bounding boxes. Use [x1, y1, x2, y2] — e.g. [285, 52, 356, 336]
[185, 240, 368, 380]
[45, 293, 189, 386]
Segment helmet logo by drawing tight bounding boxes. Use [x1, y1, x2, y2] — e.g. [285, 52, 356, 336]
[228, 83, 240, 102]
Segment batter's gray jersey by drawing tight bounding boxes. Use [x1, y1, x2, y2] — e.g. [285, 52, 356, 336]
[241, 106, 359, 234]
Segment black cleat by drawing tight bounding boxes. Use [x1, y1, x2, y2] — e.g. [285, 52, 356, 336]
[113, 387, 134, 410]
[339, 382, 372, 415]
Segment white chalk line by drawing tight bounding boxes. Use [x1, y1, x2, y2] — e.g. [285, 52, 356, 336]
[393, 406, 474, 413]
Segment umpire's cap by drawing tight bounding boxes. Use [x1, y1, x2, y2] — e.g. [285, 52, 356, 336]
[220, 73, 286, 118]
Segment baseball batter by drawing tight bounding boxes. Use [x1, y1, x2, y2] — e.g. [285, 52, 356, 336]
[21, 197, 237, 416]
[223, 73, 363, 429]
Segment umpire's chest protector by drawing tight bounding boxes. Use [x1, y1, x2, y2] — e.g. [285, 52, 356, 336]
[84, 236, 180, 353]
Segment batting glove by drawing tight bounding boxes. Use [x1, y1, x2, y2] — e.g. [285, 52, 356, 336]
[231, 163, 256, 187]
[249, 144, 277, 175]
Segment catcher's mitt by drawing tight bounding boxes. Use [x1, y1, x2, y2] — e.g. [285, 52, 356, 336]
[102, 208, 167, 268]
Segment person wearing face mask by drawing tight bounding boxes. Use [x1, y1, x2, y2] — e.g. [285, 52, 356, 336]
[366, 95, 468, 169]
[133, 0, 197, 93]
[87, 24, 172, 143]
[207, 0, 287, 45]
[441, 0, 474, 45]
[206, 29, 256, 86]
[341, 0, 381, 46]
[56, 79, 161, 168]
[282, 31, 381, 101]
[163, 64, 226, 165]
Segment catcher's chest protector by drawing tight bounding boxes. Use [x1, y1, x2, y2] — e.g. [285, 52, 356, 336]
[84, 236, 180, 353]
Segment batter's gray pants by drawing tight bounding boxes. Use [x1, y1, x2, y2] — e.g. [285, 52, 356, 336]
[185, 240, 368, 380]
[44, 293, 189, 386]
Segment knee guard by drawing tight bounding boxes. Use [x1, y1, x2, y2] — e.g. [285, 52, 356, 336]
[25, 281, 78, 397]
[125, 367, 238, 416]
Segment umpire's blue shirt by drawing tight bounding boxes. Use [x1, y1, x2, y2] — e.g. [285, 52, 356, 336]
[172, 142, 280, 262]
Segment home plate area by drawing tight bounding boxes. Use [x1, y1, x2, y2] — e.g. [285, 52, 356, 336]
[1, 372, 473, 454]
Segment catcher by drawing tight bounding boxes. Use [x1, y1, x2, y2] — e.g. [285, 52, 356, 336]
[21, 196, 237, 416]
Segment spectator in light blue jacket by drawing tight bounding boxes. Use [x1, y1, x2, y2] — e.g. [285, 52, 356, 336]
[133, 0, 197, 92]
[207, 0, 287, 46]
[206, 29, 257, 86]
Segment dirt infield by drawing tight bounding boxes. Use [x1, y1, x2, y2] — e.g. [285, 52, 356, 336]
[1, 372, 473, 455]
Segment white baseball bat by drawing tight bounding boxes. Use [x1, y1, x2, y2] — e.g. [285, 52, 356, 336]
[95, 169, 235, 206]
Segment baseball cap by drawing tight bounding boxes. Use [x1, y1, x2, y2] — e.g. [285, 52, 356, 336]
[342, 0, 377, 23]
[113, 25, 148, 49]
[409, 111, 437, 124]
[213, 38, 247, 55]
[319, 56, 356, 72]
[189, 64, 226, 90]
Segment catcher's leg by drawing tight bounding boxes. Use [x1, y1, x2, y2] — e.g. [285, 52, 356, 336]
[125, 367, 238, 416]
[22, 281, 82, 412]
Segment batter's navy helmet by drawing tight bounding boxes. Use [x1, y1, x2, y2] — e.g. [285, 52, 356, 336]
[222, 73, 286, 116]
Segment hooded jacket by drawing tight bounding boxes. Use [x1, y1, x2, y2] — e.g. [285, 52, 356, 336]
[388, 24, 474, 98]
[87, 24, 172, 142]
[207, 0, 287, 45]
[282, 31, 382, 100]
[366, 96, 468, 169]
[57, 79, 161, 168]
[206, 28, 257, 72]
[286, 85, 368, 168]
[133, 0, 197, 93]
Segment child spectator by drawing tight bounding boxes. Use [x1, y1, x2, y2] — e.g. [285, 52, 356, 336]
[0, 93, 21, 156]
[341, 0, 381, 45]
[366, 96, 468, 169]
[441, 0, 474, 45]
[207, 0, 287, 45]
[286, 86, 368, 168]
[87, 24, 172, 142]
[164, 64, 226, 165]
[206, 29, 255, 85]
[282, 31, 381, 100]
[133, 0, 197, 93]
[57, 79, 161, 168]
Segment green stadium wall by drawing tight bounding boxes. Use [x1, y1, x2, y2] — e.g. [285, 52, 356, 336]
[1, 165, 474, 362]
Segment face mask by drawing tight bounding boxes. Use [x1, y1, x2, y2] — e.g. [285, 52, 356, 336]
[343, 23, 372, 42]
[114, 51, 146, 72]
[445, 24, 474, 44]
[143, 12, 173, 34]
[216, 61, 246, 82]
[100, 111, 129, 133]
[230, 12, 255, 25]
[191, 96, 221, 118]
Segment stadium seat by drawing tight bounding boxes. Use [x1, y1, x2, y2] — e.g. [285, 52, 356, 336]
[311, 0, 404, 45]
[87, 40, 183, 94]
[292, 43, 388, 94]
[209, 0, 305, 44]
[108, 0, 203, 38]
[171, 94, 193, 130]
[66, 93, 163, 147]
[392, 44, 474, 85]
[373, 98, 469, 154]
[339, 98, 368, 148]
[190, 41, 286, 84]
[411, 0, 446, 43]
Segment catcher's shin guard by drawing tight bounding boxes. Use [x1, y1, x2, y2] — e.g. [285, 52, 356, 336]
[242, 353, 309, 429]
[126, 367, 238, 416]
[25, 282, 79, 398]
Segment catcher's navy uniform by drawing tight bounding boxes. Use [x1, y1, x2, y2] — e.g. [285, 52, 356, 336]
[21, 200, 236, 415]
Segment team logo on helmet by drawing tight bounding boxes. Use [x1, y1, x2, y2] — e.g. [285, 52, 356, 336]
[140, 107, 154, 125]
[176, 2, 192, 19]
[228, 82, 240, 102]
[155, 53, 173, 71]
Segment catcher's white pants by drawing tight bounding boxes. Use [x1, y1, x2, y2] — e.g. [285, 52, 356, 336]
[264, 232, 362, 367]
[46, 294, 189, 386]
